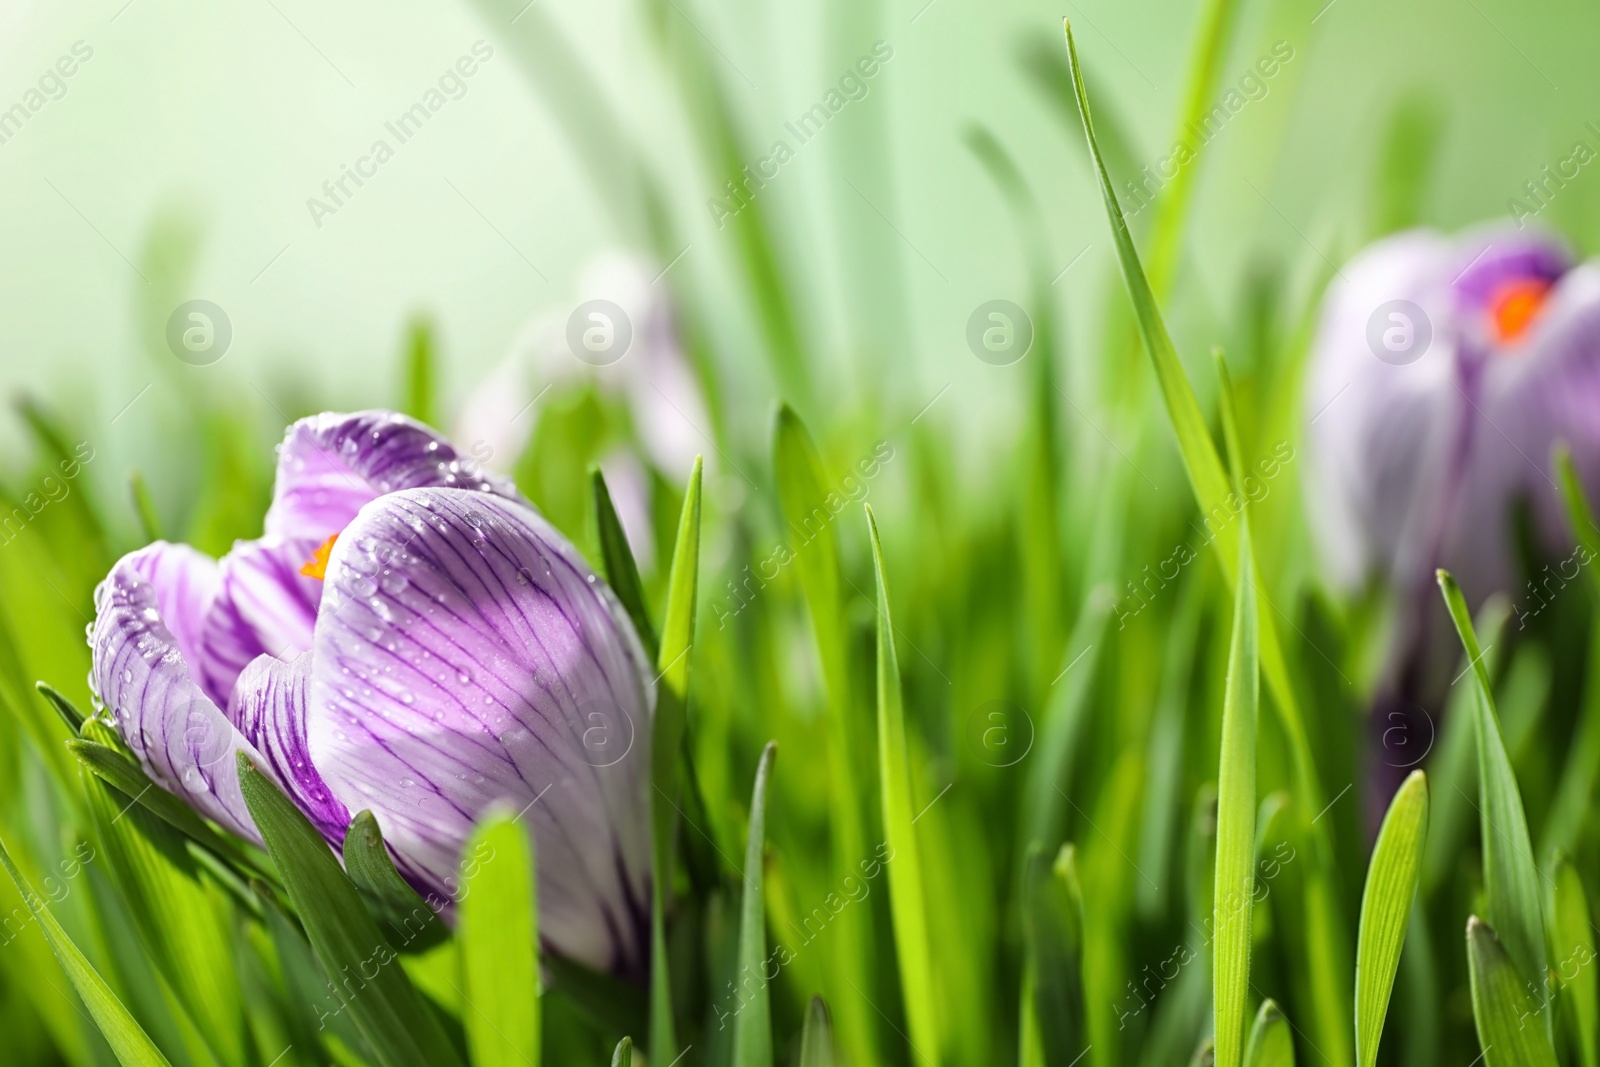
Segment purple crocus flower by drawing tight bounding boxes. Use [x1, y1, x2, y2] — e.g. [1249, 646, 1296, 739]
[1306, 225, 1600, 611]
[89, 411, 653, 975]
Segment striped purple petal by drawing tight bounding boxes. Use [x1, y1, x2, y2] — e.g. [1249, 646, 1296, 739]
[232, 652, 350, 844]
[306, 487, 653, 975]
[89, 543, 266, 843]
[194, 535, 324, 708]
[264, 410, 518, 539]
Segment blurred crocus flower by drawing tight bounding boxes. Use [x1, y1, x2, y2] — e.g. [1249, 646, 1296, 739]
[89, 411, 653, 975]
[1305, 227, 1600, 610]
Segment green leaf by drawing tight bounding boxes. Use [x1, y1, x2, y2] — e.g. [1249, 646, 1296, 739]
[732, 741, 778, 1067]
[592, 467, 658, 659]
[866, 504, 941, 1064]
[1023, 589, 1111, 850]
[1548, 853, 1598, 1067]
[798, 996, 835, 1067]
[401, 316, 436, 427]
[649, 455, 703, 1067]
[1544, 447, 1600, 856]
[36, 680, 85, 733]
[612, 1036, 635, 1067]
[236, 753, 464, 1067]
[1438, 571, 1550, 1021]
[1021, 843, 1086, 1065]
[460, 809, 540, 1067]
[78, 720, 246, 1065]
[1213, 516, 1260, 1067]
[342, 811, 449, 953]
[1243, 1000, 1294, 1067]
[0, 832, 174, 1067]
[1467, 916, 1559, 1067]
[1356, 769, 1429, 1067]
[1555, 444, 1600, 593]
[544, 955, 648, 1039]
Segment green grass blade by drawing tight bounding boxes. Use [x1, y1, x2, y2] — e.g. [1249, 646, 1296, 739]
[0, 833, 174, 1067]
[1213, 515, 1260, 1067]
[1022, 843, 1086, 1064]
[866, 504, 941, 1064]
[772, 404, 873, 1062]
[342, 811, 449, 953]
[37, 680, 86, 733]
[460, 810, 540, 1067]
[613, 1036, 635, 1067]
[732, 741, 778, 1067]
[1438, 571, 1550, 1020]
[236, 753, 464, 1067]
[1244, 1000, 1294, 1067]
[650, 455, 703, 1067]
[401, 316, 436, 427]
[799, 996, 836, 1067]
[1355, 769, 1429, 1067]
[1548, 853, 1598, 1067]
[129, 470, 162, 542]
[1555, 445, 1600, 593]
[1023, 589, 1111, 849]
[79, 720, 246, 1065]
[1467, 916, 1559, 1067]
[592, 468, 658, 660]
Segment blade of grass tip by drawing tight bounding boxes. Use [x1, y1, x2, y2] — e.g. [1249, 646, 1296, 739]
[1548, 853, 1598, 1067]
[1190, 1037, 1218, 1067]
[237, 754, 464, 1067]
[732, 742, 778, 1067]
[650, 455, 703, 1067]
[1355, 770, 1428, 1067]
[129, 471, 162, 542]
[1543, 446, 1600, 856]
[592, 467, 659, 659]
[1467, 916, 1559, 1066]
[1213, 512, 1260, 1067]
[1022, 843, 1086, 1065]
[0, 833, 174, 1067]
[401, 316, 437, 427]
[799, 996, 836, 1067]
[866, 504, 941, 1066]
[613, 1036, 635, 1067]
[1243, 1000, 1294, 1067]
[342, 811, 449, 953]
[36, 680, 85, 733]
[1438, 570, 1551, 1027]
[460, 809, 540, 1067]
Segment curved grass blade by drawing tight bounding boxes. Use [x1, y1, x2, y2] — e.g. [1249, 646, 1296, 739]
[129, 470, 162, 542]
[1022, 843, 1086, 1065]
[866, 504, 941, 1064]
[342, 811, 448, 953]
[1548, 853, 1598, 1067]
[79, 720, 246, 1065]
[1244, 1000, 1294, 1067]
[650, 455, 703, 1066]
[799, 996, 836, 1067]
[0, 833, 173, 1067]
[1467, 916, 1558, 1066]
[1544, 447, 1600, 856]
[1213, 514, 1260, 1067]
[1355, 770, 1428, 1067]
[592, 468, 658, 660]
[237, 753, 465, 1067]
[1059, 27, 1350, 1057]
[460, 810, 540, 1067]
[1439, 571, 1550, 1026]
[1023, 587, 1111, 850]
[732, 741, 778, 1067]
[613, 1036, 635, 1067]
[37, 680, 85, 733]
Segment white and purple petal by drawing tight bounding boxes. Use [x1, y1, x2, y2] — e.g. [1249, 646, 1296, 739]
[306, 487, 652, 974]
[232, 652, 350, 845]
[264, 410, 519, 540]
[194, 535, 324, 708]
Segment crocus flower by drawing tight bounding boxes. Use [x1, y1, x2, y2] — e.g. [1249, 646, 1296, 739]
[1305, 226, 1600, 611]
[89, 411, 653, 975]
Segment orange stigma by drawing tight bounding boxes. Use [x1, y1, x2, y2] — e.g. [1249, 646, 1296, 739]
[1489, 278, 1552, 343]
[300, 533, 340, 580]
